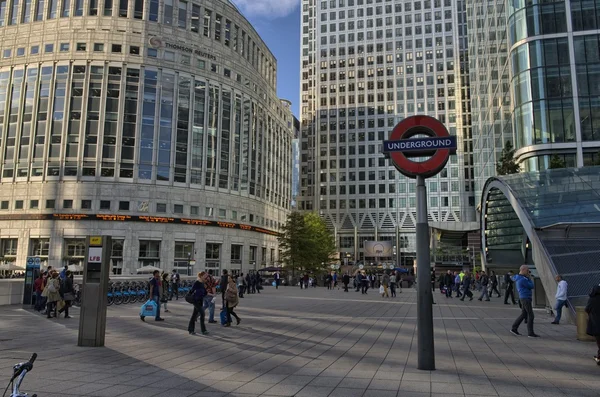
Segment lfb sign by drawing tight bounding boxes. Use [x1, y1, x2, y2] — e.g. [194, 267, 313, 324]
[383, 115, 457, 178]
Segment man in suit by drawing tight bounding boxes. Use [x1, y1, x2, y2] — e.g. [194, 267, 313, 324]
[504, 270, 516, 304]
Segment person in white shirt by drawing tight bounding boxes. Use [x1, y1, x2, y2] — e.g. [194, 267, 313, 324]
[552, 275, 568, 324]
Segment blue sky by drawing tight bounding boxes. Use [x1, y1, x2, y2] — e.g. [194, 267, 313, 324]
[231, 0, 301, 117]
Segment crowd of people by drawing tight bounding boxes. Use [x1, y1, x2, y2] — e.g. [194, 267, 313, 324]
[33, 265, 75, 319]
[144, 268, 265, 336]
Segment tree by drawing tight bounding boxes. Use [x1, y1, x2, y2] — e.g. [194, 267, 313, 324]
[549, 154, 566, 169]
[278, 212, 337, 275]
[496, 140, 520, 175]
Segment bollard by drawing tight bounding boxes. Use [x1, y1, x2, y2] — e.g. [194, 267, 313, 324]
[575, 306, 594, 342]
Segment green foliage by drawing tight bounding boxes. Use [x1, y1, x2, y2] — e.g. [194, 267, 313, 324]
[496, 140, 520, 175]
[549, 154, 566, 169]
[278, 212, 337, 274]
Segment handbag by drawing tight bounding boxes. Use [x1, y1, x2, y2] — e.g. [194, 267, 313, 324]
[63, 292, 75, 301]
[185, 290, 196, 304]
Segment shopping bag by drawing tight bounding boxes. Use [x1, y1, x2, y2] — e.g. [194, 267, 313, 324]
[379, 285, 385, 294]
[272, 281, 276, 287]
[140, 299, 157, 321]
[220, 308, 228, 325]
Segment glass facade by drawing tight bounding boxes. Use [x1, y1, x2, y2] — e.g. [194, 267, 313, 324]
[0, 0, 293, 275]
[300, 0, 475, 261]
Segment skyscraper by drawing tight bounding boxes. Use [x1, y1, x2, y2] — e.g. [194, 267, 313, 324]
[470, 0, 600, 205]
[299, 0, 476, 264]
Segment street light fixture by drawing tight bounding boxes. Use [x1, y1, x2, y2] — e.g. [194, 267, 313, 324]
[187, 252, 191, 276]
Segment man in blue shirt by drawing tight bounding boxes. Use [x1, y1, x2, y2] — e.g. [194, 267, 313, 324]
[511, 265, 538, 337]
[148, 270, 164, 321]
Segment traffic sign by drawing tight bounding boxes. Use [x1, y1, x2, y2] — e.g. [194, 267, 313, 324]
[34, 257, 41, 266]
[26, 257, 34, 266]
[359, 264, 364, 270]
[383, 115, 456, 178]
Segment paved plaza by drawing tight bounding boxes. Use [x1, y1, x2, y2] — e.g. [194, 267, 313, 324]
[1, 285, 599, 397]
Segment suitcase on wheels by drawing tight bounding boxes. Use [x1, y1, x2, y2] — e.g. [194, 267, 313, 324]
[140, 299, 157, 322]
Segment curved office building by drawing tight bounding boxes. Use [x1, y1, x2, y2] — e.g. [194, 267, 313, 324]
[508, 0, 600, 170]
[0, 0, 293, 276]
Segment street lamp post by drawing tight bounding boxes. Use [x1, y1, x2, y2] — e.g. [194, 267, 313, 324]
[187, 252, 191, 276]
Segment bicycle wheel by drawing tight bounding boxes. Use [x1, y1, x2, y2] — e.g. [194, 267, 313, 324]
[114, 291, 123, 305]
[107, 294, 114, 306]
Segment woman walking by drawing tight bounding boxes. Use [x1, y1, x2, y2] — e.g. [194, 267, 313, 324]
[225, 275, 241, 326]
[58, 271, 75, 318]
[585, 284, 600, 365]
[188, 272, 208, 335]
[161, 273, 170, 313]
[42, 271, 61, 318]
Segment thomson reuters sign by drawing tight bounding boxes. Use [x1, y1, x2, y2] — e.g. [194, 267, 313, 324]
[147, 36, 217, 61]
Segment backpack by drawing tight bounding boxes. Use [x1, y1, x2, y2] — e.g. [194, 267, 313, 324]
[186, 282, 206, 304]
[47, 279, 57, 293]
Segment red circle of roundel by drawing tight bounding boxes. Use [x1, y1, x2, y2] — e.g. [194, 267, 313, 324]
[388, 115, 450, 178]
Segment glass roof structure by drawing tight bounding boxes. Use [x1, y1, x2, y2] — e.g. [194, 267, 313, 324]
[481, 166, 600, 302]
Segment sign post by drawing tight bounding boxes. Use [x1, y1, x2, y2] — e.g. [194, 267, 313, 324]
[78, 236, 111, 347]
[383, 115, 457, 371]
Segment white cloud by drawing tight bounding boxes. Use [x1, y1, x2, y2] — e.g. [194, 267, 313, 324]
[231, 0, 300, 18]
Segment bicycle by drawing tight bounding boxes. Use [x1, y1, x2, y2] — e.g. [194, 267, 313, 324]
[2, 353, 37, 397]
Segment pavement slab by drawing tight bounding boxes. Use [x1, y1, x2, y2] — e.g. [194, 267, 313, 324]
[0, 286, 598, 397]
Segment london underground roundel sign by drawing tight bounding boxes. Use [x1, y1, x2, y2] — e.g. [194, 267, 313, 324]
[383, 115, 457, 179]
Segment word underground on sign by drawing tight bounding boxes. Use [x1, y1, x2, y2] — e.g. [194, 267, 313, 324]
[383, 136, 457, 153]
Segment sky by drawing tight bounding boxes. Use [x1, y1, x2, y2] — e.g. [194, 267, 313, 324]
[231, 0, 301, 118]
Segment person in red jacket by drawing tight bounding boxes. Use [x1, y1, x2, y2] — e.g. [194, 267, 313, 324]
[33, 273, 45, 311]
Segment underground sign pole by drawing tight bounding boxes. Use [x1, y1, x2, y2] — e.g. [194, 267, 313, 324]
[383, 115, 457, 371]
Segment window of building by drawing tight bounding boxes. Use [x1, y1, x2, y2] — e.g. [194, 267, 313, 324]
[0, 201, 8, 210]
[30, 238, 50, 257]
[30, 200, 39, 209]
[205, 207, 214, 217]
[30, 45, 39, 54]
[129, 46, 140, 55]
[231, 244, 242, 263]
[60, 43, 69, 52]
[14, 200, 23, 209]
[190, 205, 199, 215]
[93, 43, 104, 51]
[45, 199, 55, 209]
[164, 51, 175, 61]
[173, 204, 183, 214]
[81, 200, 92, 209]
[44, 44, 54, 53]
[218, 208, 226, 218]
[174, 241, 194, 274]
[138, 240, 160, 266]
[111, 44, 122, 53]
[249, 246, 257, 264]
[16, 47, 25, 56]
[156, 203, 167, 213]
[63, 199, 73, 209]
[111, 239, 124, 274]
[147, 48, 158, 57]
[119, 201, 130, 211]
[64, 238, 86, 258]
[76, 43, 86, 51]
[206, 243, 220, 260]
[0, 238, 18, 258]
[100, 200, 110, 210]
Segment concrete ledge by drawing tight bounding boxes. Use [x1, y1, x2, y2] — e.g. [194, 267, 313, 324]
[0, 279, 24, 306]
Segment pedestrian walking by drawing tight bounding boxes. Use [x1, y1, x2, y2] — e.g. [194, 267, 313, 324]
[478, 271, 490, 301]
[274, 271, 281, 289]
[170, 269, 180, 300]
[381, 272, 390, 298]
[148, 270, 164, 321]
[444, 270, 453, 298]
[255, 272, 262, 293]
[584, 285, 600, 365]
[361, 272, 370, 294]
[355, 272, 362, 292]
[459, 270, 473, 301]
[551, 275, 568, 324]
[160, 273, 170, 313]
[225, 276, 241, 326]
[342, 273, 350, 292]
[454, 271, 462, 298]
[237, 272, 245, 298]
[220, 269, 229, 307]
[490, 271, 501, 298]
[33, 273, 45, 312]
[42, 271, 61, 319]
[205, 269, 217, 324]
[188, 272, 208, 335]
[390, 272, 397, 297]
[57, 271, 75, 318]
[245, 272, 252, 294]
[510, 265, 538, 337]
[431, 270, 436, 291]
[504, 270, 517, 304]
